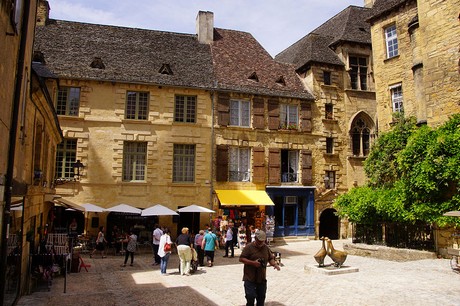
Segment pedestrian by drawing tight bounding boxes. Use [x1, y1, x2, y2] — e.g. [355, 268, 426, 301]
[176, 227, 193, 276]
[158, 227, 172, 275]
[249, 226, 256, 242]
[223, 223, 234, 258]
[121, 229, 137, 267]
[152, 224, 163, 266]
[239, 230, 280, 306]
[194, 230, 205, 266]
[202, 227, 219, 267]
[90, 226, 107, 258]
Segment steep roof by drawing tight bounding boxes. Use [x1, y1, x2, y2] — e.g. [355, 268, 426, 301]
[211, 28, 313, 100]
[368, 0, 412, 23]
[34, 20, 214, 89]
[275, 6, 371, 70]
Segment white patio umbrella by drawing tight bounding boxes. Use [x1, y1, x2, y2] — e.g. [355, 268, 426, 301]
[443, 211, 460, 217]
[81, 203, 105, 212]
[177, 204, 215, 213]
[141, 204, 179, 216]
[105, 203, 141, 214]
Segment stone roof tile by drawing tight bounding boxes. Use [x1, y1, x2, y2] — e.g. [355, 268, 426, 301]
[34, 20, 214, 89]
[211, 28, 313, 99]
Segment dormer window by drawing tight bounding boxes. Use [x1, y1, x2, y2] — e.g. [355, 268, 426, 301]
[90, 57, 105, 69]
[275, 76, 286, 86]
[248, 72, 259, 82]
[159, 64, 173, 75]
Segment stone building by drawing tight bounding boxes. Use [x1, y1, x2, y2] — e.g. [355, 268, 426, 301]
[197, 12, 318, 238]
[34, 3, 215, 238]
[367, 0, 460, 252]
[276, 5, 377, 239]
[0, 0, 62, 304]
[367, 0, 460, 130]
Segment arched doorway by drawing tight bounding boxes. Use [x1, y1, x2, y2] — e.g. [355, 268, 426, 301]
[319, 208, 339, 239]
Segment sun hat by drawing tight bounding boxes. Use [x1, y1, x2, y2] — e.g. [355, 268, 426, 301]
[255, 230, 266, 241]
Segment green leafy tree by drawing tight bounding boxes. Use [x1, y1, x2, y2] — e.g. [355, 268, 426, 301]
[335, 114, 460, 227]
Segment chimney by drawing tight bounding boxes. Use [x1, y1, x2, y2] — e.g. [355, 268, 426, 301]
[196, 11, 214, 44]
[36, 0, 50, 26]
[364, 0, 375, 8]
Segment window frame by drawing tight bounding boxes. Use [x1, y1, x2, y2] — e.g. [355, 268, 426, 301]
[229, 147, 250, 182]
[55, 139, 77, 179]
[281, 150, 299, 183]
[229, 99, 250, 127]
[125, 91, 149, 120]
[279, 103, 299, 130]
[56, 87, 80, 116]
[122, 141, 147, 182]
[325, 171, 336, 189]
[390, 84, 403, 113]
[323, 71, 331, 85]
[349, 55, 368, 90]
[326, 137, 334, 154]
[385, 24, 399, 59]
[174, 95, 197, 123]
[173, 144, 196, 183]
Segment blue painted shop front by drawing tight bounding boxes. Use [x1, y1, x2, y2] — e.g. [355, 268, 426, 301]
[265, 186, 315, 237]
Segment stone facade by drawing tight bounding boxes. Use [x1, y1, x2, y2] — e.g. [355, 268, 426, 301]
[0, 0, 62, 303]
[369, 0, 460, 253]
[369, 0, 460, 130]
[50, 79, 213, 236]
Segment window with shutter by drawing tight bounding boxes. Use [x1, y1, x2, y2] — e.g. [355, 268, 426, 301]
[268, 149, 280, 184]
[253, 97, 265, 129]
[217, 93, 230, 126]
[252, 147, 265, 183]
[268, 98, 280, 130]
[301, 102, 312, 133]
[216, 145, 228, 181]
[301, 150, 312, 185]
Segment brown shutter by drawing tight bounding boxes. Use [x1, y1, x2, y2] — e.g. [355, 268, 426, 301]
[301, 150, 312, 185]
[268, 98, 280, 130]
[300, 101, 312, 133]
[253, 96, 265, 130]
[268, 149, 280, 184]
[252, 147, 265, 183]
[216, 145, 228, 182]
[218, 93, 230, 126]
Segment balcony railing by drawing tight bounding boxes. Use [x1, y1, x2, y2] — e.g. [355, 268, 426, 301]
[281, 172, 298, 183]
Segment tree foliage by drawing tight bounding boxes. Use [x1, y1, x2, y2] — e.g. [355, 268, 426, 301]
[334, 114, 460, 227]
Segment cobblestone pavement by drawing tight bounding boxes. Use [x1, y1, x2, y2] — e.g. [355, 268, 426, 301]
[16, 239, 460, 306]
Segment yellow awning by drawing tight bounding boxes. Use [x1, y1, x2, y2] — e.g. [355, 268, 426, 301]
[215, 190, 274, 206]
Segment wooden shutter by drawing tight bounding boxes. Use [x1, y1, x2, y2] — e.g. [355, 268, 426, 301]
[216, 145, 228, 182]
[253, 96, 265, 129]
[252, 147, 265, 183]
[217, 93, 230, 126]
[300, 101, 312, 133]
[268, 149, 280, 184]
[301, 150, 313, 185]
[268, 98, 280, 130]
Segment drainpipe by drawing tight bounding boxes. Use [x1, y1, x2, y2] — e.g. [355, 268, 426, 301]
[209, 89, 216, 224]
[0, 0, 32, 304]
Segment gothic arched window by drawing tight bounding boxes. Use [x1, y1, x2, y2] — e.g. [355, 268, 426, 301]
[351, 117, 372, 157]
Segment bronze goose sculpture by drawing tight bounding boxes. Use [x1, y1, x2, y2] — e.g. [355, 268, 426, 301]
[313, 236, 328, 267]
[326, 238, 347, 268]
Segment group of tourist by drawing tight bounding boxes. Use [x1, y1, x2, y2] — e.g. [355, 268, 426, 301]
[88, 222, 279, 305]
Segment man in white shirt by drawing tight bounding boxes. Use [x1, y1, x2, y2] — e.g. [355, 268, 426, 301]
[223, 223, 234, 258]
[152, 224, 163, 265]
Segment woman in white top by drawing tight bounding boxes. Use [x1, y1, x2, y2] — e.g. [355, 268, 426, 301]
[158, 228, 172, 275]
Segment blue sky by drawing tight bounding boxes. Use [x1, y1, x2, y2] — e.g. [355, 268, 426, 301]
[48, 0, 365, 57]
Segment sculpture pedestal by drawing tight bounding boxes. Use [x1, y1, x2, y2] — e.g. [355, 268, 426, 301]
[304, 263, 359, 275]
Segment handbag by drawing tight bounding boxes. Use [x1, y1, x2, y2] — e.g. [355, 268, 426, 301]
[164, 242, 171, 252]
